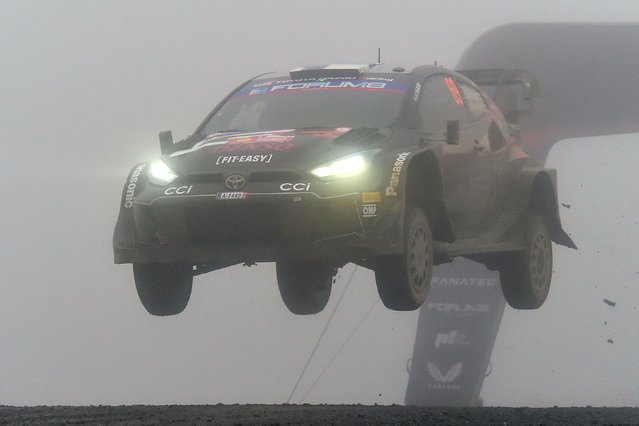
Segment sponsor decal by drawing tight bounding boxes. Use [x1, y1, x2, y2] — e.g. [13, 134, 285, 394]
[362, 204, 378, 218]
[361, 192, 381, 203]
[444, 77, 464, 106]
[243, 80, 407, 97]
[431, 277, 498, 287]
[232, 79, 408, 99]
[385, 152, 410, 196]
[171, 128, 355, 158]
[211, 143, 294, 154]
[124, 164, 146, 208]
[164, 185, 193, 195]
[216, 154, 273, 165]
[170, 130, 295, 157]
[252, 77, 396, 88]
[280, 182, 311, 192]
[434, 330, 471, 350]
[427, 303, 490, 313]
[228, 135, 294, 144]
[299, 127, 351, 138]
[413, 82, 422, 102]
[224, 174, 246, 190]
[216, 192, 248, 200]
[427, 362, 462, 390]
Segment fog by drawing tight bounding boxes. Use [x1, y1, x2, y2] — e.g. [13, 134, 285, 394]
[1, 0, 638, 407]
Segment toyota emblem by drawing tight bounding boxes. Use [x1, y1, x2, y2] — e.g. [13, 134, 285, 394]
[224, 174, 246, 190]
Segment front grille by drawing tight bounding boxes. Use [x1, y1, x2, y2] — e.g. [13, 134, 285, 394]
[146, 196, 361, 246]
[179, 173, 224, 185]
[250, 171, 305, 182]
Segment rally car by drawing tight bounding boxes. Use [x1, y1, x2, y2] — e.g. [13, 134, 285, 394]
[113, 64, 575, 316]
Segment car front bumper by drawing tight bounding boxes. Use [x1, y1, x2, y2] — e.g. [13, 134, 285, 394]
[113, 190, 403, 265]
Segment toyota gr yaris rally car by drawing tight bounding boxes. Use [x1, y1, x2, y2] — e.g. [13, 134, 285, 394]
[113, 64, 575, 316]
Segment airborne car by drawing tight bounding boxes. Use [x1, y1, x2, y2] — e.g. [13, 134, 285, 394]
[113, 64, 575, 316]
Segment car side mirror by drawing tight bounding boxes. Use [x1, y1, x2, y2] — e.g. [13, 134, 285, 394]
[159, 130, 173, 153]
[446, 120, 459, 145]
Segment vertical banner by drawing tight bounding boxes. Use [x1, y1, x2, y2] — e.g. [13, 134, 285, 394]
[405, 259, 504, 406]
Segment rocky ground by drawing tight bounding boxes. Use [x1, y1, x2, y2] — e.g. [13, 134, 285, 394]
[1, 405, 638, 425]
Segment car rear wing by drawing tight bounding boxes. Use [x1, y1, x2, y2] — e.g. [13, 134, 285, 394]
[456, 68, 539, 124]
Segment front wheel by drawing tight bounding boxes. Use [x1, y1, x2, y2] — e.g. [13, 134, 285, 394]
[499, 214, 553, 309]
[133, 263, 193, 316]
[375, 206, 434, 311]
[276, 262, 334, 315]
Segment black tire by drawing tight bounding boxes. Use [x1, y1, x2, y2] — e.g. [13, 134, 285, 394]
[276, 262, 334, 315]
[133, 263, 193, 316]
[500, 214, 553, 309]
[375, 206, 434, 311]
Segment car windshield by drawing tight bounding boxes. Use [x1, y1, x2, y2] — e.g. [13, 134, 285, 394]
[200, 74, 409, 134]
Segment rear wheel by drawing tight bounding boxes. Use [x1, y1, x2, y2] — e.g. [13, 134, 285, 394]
[375, 206, 433, 311]
[500, 214, 553, 309]
[133, 263, 193, 316]
[276, 262, 334, 315]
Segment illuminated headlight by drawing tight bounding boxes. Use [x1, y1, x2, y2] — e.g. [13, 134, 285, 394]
[310, 150, 379, 180]
[148, 159, 178, 185]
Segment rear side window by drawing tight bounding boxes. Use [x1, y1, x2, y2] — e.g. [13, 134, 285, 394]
[418, 75, 465, 136]
[458, 83, 489, 121]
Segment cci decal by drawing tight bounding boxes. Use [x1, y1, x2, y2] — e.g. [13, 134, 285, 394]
[385, 152, 410, 196]
[280, 182, 311, 192]
[216, 154, 273, 165]
[216, 192, 248, 200]
[124, 164, 146, 208]
[164, 186, 193, 195]
[362, 204, 377, 218]
[361, 192, 381, 203]
[434, 330, 471, 350]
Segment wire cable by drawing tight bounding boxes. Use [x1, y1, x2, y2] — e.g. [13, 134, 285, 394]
[286, 265, 358, 403]
[299, 298, 379, 402]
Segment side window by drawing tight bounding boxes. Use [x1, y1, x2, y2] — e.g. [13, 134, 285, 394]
[418, 75, 464, 135]
[459, 83, 489, 121]
[488, 121, 507, 151]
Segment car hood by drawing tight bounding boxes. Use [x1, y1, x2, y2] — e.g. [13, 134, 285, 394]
[164, 128, 391, 174]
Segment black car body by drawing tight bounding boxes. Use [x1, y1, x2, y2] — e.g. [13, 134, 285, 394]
[113, 64, 575, 315]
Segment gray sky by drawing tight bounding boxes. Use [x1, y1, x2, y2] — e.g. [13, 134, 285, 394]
[1, 0, 638, 407]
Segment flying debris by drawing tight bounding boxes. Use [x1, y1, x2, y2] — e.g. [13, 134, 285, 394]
[603, 298, 617, 307]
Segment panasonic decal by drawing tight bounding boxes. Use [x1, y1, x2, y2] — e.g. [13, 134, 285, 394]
[124, 164, 146, 208]
[385, 152, 410, 196]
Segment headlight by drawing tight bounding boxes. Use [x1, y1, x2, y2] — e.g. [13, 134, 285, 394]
[310, 150, 379, 180]
[148, 159, 178, 185]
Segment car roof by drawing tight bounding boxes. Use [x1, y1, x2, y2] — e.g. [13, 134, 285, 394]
[254, 63, 463, 82]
